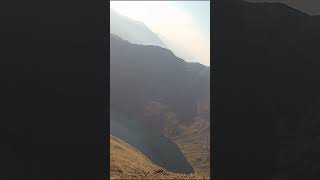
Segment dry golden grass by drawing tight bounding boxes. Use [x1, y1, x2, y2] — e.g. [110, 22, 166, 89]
[110, 135, 159, 175]
[111, 171, 210, 180]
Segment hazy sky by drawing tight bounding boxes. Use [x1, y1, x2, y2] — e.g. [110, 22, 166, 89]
[110, 1, 210, 66]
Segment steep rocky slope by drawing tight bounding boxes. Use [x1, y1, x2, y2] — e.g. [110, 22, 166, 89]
[110, 33, 210, 176]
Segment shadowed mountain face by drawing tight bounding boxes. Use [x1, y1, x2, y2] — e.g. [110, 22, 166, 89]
[110, 34, 209, 125]
[110, 108, 194, 174]
[110, 34, 210, 175]
[246, 0, 320, 15]
[213, 1, 320, 180]
[110, 9, 166, 48]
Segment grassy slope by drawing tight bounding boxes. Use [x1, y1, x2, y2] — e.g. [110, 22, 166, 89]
[110, 135, 209, 180]
[161, 119, 211, 177]
[142, 101, 211, 177]
[173, 117, 210, 176]
[110, 135, 159, 176]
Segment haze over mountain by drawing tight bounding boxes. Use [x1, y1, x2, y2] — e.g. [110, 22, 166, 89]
[110, 33, 210, 177]
[213, 0, 320, 179]
[110, 8, 165, 48]
[110, 1, 210, 66]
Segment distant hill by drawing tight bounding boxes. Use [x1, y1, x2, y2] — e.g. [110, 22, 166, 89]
[110, 9, 166, 48]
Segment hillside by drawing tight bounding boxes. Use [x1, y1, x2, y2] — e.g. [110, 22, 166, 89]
[173, 115, 210, 176]
[110, 107, 194, 174]
[110, 33, 210, 176]
[110, 135, 159, 176]
[110, 135, 209, 180]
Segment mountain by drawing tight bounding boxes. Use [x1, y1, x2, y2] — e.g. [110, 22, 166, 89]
[110, 33, 210, 176]
[110, 9, 166, 48]
[213, 0, 320, 180]
[245, 0, 320, 15]
[110, 135, 209, 180]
